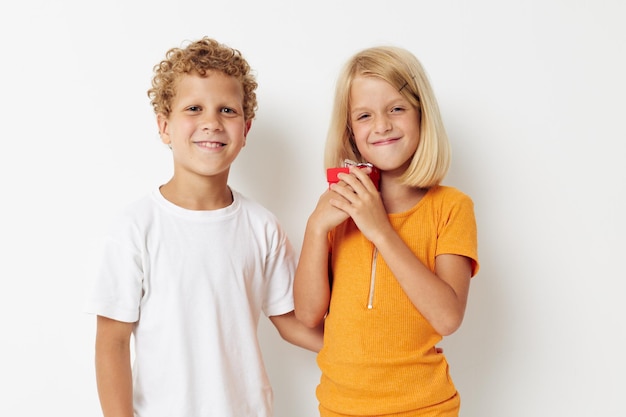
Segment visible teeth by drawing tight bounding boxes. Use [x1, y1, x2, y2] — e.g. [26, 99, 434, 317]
[198, 142, 224, 148]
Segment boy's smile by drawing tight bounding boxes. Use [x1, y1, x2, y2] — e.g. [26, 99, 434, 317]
[157, 71, 251, 181]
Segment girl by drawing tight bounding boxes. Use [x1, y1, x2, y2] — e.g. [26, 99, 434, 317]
[294, 46, 479, 417]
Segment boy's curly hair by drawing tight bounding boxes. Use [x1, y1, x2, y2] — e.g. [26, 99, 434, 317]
[147, 37, 258, 120]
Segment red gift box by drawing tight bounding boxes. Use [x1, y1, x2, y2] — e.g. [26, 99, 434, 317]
[327, 165, 380, 190]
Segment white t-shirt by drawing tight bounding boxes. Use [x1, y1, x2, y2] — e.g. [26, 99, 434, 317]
[85, 188, 296, 417]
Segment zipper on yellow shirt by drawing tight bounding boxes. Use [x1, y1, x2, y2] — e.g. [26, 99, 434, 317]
[367, 247, 378, 309]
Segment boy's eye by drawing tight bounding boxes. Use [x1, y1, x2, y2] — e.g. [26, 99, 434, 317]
[187, 106, 201, 112]
[221, 107, 234, 114]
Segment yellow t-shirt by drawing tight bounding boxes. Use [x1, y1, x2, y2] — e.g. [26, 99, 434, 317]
[317, 186, 479, 416]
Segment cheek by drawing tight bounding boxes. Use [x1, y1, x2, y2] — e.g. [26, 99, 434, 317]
[167, 120, 193, 138]
[351, 125, 369, 146]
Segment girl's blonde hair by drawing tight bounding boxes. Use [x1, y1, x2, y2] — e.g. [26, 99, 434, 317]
[324, 46, 450, 187]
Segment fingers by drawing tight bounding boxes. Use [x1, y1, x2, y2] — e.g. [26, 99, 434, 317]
[311, 191, 351, 230]
[332, 166, 375, 197]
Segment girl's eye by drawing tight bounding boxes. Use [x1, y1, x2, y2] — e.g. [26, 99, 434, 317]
[355, 113, 370, 121]
[391, 106, 405, 113]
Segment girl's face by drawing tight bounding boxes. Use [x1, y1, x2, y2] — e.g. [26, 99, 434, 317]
[349, 75, 420, 176]
[157, 71, 251, 182]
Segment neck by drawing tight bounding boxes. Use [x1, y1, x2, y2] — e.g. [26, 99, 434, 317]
[159, 173, 233, 211]
[380, 177, 427, 214]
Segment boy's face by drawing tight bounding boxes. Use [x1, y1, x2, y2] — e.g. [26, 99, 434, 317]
[157, 71, 251, 182]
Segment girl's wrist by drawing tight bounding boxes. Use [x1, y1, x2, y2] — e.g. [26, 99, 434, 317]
[306, 217, 331, 237]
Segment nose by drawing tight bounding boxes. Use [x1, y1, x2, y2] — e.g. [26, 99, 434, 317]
[201, 112, 223, 132]
[374, 114, 392, 134]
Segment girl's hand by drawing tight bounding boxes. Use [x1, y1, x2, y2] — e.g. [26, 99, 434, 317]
[309, 189, 351, 234]
[329, 166, 391, 242]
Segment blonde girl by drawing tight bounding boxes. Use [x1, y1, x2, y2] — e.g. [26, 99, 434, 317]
[294, 46, 479, 417]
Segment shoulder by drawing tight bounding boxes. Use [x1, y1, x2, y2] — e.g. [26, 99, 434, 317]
[233, 190, 281, 224]
[232, 190, 293, 255]
[428, 185, 474, 206]
[105, 190, 159, 237]
[115, 191, 158, 221]
[424, 185, 476, 223]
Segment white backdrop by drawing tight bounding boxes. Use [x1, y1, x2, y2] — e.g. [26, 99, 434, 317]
[1, 1, 624, 416]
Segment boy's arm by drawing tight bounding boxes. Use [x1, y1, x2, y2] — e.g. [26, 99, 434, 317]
[269, 311, 324, 353]
[95, 315, 135, 417]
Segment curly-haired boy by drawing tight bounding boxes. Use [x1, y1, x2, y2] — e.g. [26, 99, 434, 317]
[86, 37, 323, 417]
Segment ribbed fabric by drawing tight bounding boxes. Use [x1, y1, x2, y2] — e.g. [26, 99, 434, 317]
[319, 393, 460, 417]
[317, 186, 479, 416]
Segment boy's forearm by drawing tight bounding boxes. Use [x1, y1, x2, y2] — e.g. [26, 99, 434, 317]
[95, 343, 134, 417]
[95, 316, 134, 417]
[270, 311, 324, 353]
[294, 320, 324, 352]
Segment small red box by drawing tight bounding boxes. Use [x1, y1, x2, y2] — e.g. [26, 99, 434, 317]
[327, 166, 380, 190]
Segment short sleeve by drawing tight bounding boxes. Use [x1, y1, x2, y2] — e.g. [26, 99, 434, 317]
[84, 216, 144, 322]
[436, 191, 480, 277]
[262, 224, 297, 317]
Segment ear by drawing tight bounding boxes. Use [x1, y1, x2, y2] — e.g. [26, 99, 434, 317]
[157, 113, 170, 145]
[243, 120, 252, 147]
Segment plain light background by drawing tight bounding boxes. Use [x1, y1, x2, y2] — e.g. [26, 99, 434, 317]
[1, 0, 624, 416]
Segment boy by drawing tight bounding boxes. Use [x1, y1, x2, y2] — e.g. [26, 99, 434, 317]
[85, 37, 323, 417]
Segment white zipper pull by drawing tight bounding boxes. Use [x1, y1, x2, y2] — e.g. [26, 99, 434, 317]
[367, 247, 378, 309]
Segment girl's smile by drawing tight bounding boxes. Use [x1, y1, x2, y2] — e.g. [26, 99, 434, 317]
[371, 137, 401, 146]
